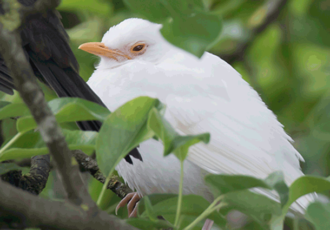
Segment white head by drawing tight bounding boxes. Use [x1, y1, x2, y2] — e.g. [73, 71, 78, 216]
[79, 18, 172, 69]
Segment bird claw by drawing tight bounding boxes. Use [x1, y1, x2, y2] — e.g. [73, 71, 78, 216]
[116, 192, 141, 218]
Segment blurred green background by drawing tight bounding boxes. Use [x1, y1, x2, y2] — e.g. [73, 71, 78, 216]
[0, 0, 329, 228]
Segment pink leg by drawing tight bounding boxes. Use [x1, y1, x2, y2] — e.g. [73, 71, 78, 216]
[202, 219, 214, 230]
[116, 192, 141, 217]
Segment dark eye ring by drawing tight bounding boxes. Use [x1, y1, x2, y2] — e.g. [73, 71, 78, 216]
[131, 43, 146, 54]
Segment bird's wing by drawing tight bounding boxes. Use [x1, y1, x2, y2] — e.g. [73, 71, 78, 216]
[158, 52, 310, 212]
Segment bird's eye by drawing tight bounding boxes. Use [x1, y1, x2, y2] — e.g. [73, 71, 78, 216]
[133, 45, 144, 51]
[130, 43, 146, 54]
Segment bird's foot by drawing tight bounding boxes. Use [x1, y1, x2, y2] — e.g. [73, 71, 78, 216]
[116, 192, 141, 218]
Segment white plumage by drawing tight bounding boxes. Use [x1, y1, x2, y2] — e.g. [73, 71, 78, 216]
[84, 18, 312, 214]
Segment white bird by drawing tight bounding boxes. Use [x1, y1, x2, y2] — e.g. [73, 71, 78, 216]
[79, 18, 312, 229]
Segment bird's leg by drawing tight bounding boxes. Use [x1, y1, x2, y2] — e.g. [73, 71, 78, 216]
[202, 219, 214, 230]
[116, 192, 141, 218]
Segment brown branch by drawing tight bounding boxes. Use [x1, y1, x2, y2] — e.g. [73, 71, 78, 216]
[0, 179, 138, 230]
[1, 155, 51, 195]
[13, 150, 132, 199]
[220, 0, 288, 64]
[0, 0, 92, 207]
[18, 155, 51, 195]
[72, 150, 133, 199]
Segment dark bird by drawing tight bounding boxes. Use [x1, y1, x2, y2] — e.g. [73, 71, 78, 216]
[0, 0, 142, 164]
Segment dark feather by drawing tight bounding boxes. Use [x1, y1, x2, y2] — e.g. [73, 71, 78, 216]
[0, 0, 142, 163]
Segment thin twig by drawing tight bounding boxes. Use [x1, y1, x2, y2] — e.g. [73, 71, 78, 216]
[72, 150, 133, 199]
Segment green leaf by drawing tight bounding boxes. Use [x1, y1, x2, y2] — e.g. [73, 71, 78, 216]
[1, 118, 18, 147]
[17, 98, 110, 133]
[139, 194, 227, 229]
[123, 0, 221, 57]
[96, 96, 162, 177]
[0, 129, 97, 162]
[221, 190, 282, 229]
[270, 176, 330, 230]
[126, 218, 173, 230]
[138, 194, 178, 216]
[205, 174, 272, 197]
[264, 171, 289, 208]
[123, 0, 170, 23]
[161, 12, 222, 57]
[123, 0, 205, 23]
[0, 102, 30, 120]
[0, 162, 28, 175]
[305, 202, 330, 230]
[0, 101, 11, 109]
[58, 0, 112, 16]
[283, 176, 330, 213]
[144, 196, 158, 221]
[148, 108, 210, 161]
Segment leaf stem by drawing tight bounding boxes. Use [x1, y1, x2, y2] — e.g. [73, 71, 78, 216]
[97, 176, 111, 206]
[183, 195, 224, 230]
[0, 132, 23, 159]
[174, 160, 184, 227]
[294, 218, 299, 230]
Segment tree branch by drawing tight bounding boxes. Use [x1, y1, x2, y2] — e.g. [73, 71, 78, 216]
[72, 150, 133, 199]
[19, 155, 51, 195]
[0, 179, 138, 230]
[1, 155, 51, 195]
[220, 0, 288, 64]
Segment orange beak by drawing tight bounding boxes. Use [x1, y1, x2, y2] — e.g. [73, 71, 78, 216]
[78, 42, 131, 61]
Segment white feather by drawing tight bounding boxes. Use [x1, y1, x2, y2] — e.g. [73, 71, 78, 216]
[87, 18, 314, 214]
